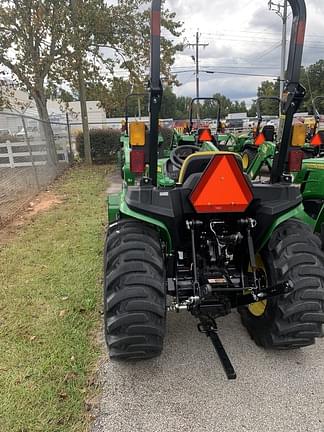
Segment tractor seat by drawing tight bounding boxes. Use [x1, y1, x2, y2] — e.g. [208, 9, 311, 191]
[262, 125, 275, 142]
[178, 151, 243, 184]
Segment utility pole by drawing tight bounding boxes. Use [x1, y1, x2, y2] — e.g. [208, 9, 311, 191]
[268, 0, 288, 116]
[188, 31, 209, 119]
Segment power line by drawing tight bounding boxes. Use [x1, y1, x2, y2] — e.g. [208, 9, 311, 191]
[172, 65, 280, 70]
[173, 69, 279, 78]
[186, 32, 209, 115]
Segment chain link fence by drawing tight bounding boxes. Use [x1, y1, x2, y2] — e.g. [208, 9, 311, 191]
[0, 111, 71, 227]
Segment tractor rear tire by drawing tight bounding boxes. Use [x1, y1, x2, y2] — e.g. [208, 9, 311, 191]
[240, 219, 324, 349]
[104, 219, 166, 360]
[242, 148, 257, 170]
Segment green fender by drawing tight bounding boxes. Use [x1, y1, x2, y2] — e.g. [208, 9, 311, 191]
[259, 203, 315, 251]
[108, 192, 172, 253]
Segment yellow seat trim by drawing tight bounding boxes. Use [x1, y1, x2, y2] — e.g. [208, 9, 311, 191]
[178, 151, 242, 184]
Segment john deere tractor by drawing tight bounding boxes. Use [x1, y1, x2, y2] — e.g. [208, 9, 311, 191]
[104, 0, 324, 379]
[172, 97, 222, 147]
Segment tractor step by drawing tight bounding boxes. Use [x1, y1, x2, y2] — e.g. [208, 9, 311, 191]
[198, 321, 236, 380]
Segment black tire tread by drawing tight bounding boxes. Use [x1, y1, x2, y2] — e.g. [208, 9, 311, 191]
[240, 219, 324, 349]
[242, 147, 257, 169]
[104, 219, 166, 360]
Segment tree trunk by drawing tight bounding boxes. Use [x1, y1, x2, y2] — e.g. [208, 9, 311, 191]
[33, 90, 58, 167]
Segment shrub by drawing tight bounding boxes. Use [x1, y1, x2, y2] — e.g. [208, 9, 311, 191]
[76, 128, 120, 164]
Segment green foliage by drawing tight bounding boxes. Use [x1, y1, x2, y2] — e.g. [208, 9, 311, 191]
[256, 80, 280, 115]
[160, 86, 178, 118]
[76, 128, 120, 163]
[300, 60, 324, 113]
[0, 0, 182, 125]
[87, 79, 150, 118]
[172, 92, 248, 120]
[0, 165, 107, 432]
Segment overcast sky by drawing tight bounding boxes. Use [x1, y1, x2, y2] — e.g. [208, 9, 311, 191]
[165, 0, 324, 103]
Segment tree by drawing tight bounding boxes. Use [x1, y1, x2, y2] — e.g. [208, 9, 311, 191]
[174, 96, 191, 119]
[0, 0, 182, 162]
[160, 86, 177, 118]
[84, 79, 147, 118]
[300, 60, 324, 113]
[256, 80, 280, 115]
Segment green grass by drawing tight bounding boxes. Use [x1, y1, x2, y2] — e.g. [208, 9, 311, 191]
[0, 165, 109, 432]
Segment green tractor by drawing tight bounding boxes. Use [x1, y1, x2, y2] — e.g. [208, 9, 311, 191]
[219, 96, 278, 169]
[247, 95, 324, 180]
[308, 95, 324, 152]
[246, 96, 324, 236]
[219, 131, 254, 154]
[172, 97, 223, 146]
[241, 96, 279, 170]
[104, 0, 324, 380]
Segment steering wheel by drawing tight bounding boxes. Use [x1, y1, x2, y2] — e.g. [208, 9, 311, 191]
[170, 145, 201, 169]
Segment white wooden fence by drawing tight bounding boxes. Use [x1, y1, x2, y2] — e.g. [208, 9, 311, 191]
[0, 142, 68, 168]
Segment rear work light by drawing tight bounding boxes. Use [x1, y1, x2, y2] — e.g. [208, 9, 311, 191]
[130, 148, 145, 174]
[190, 154, 253, 213]
[288, 149, 304, 172]
[198, 128, 213, 143]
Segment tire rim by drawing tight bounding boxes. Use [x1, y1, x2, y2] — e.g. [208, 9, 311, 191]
[242, 153, 249, 170]
[248, 255, 268, 317]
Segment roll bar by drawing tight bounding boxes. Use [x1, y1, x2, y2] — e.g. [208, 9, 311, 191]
[312, 96, 324, 135]
[149, 0, 307, 185]
[313, 96, 324, 119]
[270, 0, 307, 182]
[148, 0, 163, 185]
[189, 97, 222, 132]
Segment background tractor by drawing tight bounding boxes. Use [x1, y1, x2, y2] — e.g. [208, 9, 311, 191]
[104, 0, 324, 379]
[241, 96, 280, 170]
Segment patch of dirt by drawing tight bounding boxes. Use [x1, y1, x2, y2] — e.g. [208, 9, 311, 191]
[26, 193, 62, 216]
[0, 191, 63, 246]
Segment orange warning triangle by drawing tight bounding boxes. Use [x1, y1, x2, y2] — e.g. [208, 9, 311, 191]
[190, 154, 253, 213]
[255, 133, 265, 146]
[311, 133, 322, 146]
[198, 128, 213, 142]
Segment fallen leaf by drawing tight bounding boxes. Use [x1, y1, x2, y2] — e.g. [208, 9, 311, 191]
[58, 391, 68, 400]
[59, 309, 67, 318]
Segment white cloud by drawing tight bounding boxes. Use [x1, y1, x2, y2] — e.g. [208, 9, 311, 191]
[166, 0, 324, 100]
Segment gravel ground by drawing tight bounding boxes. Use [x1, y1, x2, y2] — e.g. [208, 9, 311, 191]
[92, 311, 324, 432]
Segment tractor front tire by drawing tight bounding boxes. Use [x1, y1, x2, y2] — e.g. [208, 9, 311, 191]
[242, 148, 257, 170]
[104, 219, 166, 360]
[240, 219, 324, 349]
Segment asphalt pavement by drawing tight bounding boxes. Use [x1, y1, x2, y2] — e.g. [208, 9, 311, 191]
[92, 311, 324, 432]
